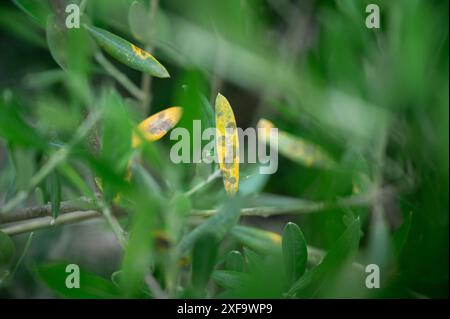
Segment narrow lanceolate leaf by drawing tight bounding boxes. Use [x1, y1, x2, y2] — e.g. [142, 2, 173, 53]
[215, 93, 239, 195]
[36, 262, 121, 298]
[0, 231, 15, 275]
[287, 218, 361, 297]
[282, 222, 308, 284]
[192, 234, 218, 291]
[230, 225, 281, 255]
[83, 24, 169, 78]
[257, 118, 336, 169]
[132, 106, 183, 147]
[177, 196, 242, 255]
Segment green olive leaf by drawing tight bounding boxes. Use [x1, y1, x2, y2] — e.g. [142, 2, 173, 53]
[282, 222, 308, 284]
[83, 24, 169, 78]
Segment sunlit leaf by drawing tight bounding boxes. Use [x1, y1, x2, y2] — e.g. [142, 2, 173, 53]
[132, 106, 183, 147]
[84, 24, 170, 78]
[282, 222, 307, 284]
[257, 118, 336, 169]
[215, 93, 239, 195]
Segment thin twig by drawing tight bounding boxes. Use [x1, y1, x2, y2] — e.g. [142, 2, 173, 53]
[1, 188, 387, 236]
[94, 52, 145, 101]
[0, 111, 102, 214]
[144, 273, 168, 299]
[184, 170, 221, 196]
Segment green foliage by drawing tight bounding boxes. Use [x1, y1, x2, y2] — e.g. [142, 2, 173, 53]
[282, 222, 307, 285]
[0, 0, 447, 299]
[36, 262, 122, 298]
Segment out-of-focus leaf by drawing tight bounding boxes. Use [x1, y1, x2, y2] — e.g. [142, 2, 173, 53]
[211, 270, 249, 289]
[257, 118, 336, 169]
[120, 197, 157, 297]
[282, 222, 307, 284]
[24, 70, 65, 89]
[10, 146, 35, 191]
[84, 24, 169, 78]
[58, 163, 93, 197]
[230, 225, 281, 255]
[36, 262, 122, 298]
[393, 211, 412, 254]
[12, 0, 51, 27]
[225, 250, 244, 272]
[167, 192, 191, 242]
[243, 247, 263, 273]
[192, 234, 218, 292]
[0, 101, 46, 149]
[287, 218, 361, 297]
[46, 171, 61, 220]
[132, 106, 183, 147]
[128, 0, 152, 43]
[46, 15, 93, 75]
[0, 9, 46, 47]
[215, 93, 239, 195]
[177, 196, 242, 255]
[0, 231, 15, 277]
[100, 89, 133, 200]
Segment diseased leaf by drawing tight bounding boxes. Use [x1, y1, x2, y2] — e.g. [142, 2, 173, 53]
[225, 250, 244, 272]
[230, 225, 281, 255]
[282, 222, 307, 284]
[257, 118, 336, 169]
[36, 262, 121, 299]
[132, 106, 183, 147]
[83, 24, 169, 78]
[215, 93, 239, 195]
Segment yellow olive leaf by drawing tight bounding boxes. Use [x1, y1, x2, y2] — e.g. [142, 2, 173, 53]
[215, 93, 239, 195]
[257, 118, 336, 169]
[132, 106, 183, 148]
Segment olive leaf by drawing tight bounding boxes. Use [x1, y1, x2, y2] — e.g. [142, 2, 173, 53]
[215, 93, 239, 195]
[230, 225, 281, 255]
[132, 106, 183, 147]
[36, 262, 121, 299]
[83, 24, 169, 78]
[257, 118, 336, 169]
[282, 222, 308, 284]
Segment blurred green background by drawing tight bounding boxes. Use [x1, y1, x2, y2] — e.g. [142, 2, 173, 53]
[0, 0, 448, 298]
